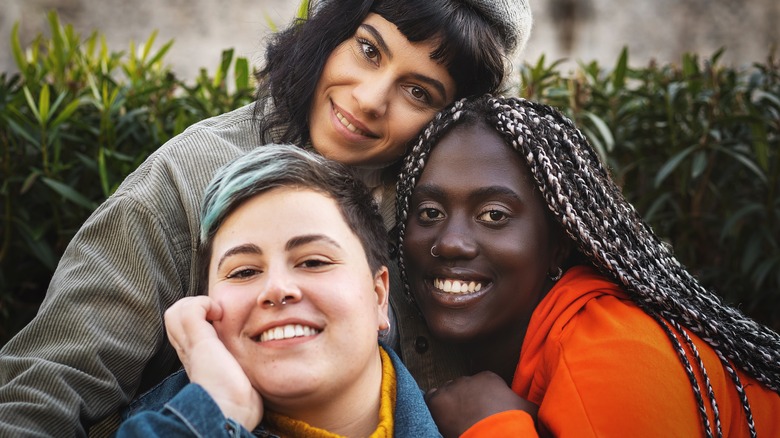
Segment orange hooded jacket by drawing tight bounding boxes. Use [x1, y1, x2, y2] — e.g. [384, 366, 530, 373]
[463, 266, 780, 437]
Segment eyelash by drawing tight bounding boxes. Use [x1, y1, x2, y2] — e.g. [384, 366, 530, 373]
[226, 268, 259, 279]
[477, 209, 510, 224]
[415, 205, 511, 225]
[355, 36, 433, 105]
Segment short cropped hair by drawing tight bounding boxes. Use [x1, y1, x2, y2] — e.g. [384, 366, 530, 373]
[198, 144, 389, 287]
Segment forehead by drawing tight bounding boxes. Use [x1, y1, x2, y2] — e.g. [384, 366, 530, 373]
[361, 13, 455, 91]
[215, 187, 360, 249]
[419, 122, 534, 192]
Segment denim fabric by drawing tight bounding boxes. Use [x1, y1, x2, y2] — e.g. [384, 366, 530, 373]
[119, 344, 441, 437]
[384, 346, 443, 437]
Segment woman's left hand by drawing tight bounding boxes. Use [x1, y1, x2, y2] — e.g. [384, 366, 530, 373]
[425, 371, 538, 437]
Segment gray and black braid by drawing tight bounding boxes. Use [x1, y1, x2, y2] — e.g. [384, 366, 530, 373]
[395, 94, 780, 437]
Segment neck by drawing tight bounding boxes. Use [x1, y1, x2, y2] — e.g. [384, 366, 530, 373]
[464, 328, 526, 385]
[269, 349, 384, 436]
[349, 165, 387, 191]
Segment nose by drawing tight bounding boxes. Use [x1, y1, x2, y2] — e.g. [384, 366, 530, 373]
[257, 267, 302, 308]
[352, 74, 390, 118]
[432, 216, 478, 260]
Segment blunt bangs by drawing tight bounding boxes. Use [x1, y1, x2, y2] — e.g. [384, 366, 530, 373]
[372, 0, 507, 98]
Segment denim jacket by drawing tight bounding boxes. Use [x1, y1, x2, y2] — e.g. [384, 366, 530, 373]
[117, 345, 441, 437]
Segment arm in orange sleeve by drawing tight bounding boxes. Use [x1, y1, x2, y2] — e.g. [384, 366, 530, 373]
[461, 410, 537, 438]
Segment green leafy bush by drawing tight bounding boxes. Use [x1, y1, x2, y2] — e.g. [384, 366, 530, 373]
[1, 13, 778, 345]
[0, 12, 256, 342]
[517, 49, 780, 329]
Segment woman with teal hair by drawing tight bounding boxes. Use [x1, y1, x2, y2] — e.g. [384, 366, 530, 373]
[119, 144, 441, 436]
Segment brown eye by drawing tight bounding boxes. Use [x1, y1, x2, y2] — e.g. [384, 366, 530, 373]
[477, 210, 508, 223]
[419, 208, 443, 222]
[361, 42, 379, 60]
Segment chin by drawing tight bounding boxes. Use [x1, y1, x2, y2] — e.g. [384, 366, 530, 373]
[427, 321, 475, 344]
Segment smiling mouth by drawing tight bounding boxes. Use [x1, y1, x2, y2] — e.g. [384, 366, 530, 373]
[433, 278, 487, 294]
[254, 324, 321, 343]
[334, 107, 376, 138]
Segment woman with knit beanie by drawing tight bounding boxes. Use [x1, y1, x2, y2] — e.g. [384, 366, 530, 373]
[0, 1, 531, 435]
[396, 95, 780, 437]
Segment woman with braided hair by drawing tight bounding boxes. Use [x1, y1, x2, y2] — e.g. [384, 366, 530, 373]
[395, 94, 780, 437]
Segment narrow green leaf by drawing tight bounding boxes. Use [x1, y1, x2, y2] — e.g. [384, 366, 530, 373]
[715, 146, 768, 184]
[690, 150, 707, 179]
[655, 145, 697, 188]
[41, 177, 98, 210]
[264, 11, 279, 32]
[584, 111, 615, 153]
[141, 30, 159, 64]
[297, 0, 310, 19]
[235, 57, 249, 90]
[612, 47, 628, 90]
[51, 98, 82, 128]
[17, 225, 59, 270]
[7, 118, 39, 146]
[719, 203, 764, 241]
[38, 84, 51, 125]
[20, 171, 41, 194]
[146, 39, 174, 69]
[11, 23, 28, 72]
[213, 49, 234, 89]
[23, 87, 42, 123]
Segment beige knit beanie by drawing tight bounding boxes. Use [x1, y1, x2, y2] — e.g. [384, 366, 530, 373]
[460, 0, 533, 55]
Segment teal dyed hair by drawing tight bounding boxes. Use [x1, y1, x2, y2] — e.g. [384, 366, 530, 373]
[198, 144, 389, 288]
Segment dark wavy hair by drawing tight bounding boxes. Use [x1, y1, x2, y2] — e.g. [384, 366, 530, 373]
[254, 0, 508, 146]
[395, 95, 780, 438]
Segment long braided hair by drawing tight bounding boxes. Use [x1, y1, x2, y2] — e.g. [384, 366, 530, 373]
[395, 94, 780, 437]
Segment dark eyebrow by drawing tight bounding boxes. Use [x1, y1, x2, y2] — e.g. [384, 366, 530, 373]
[413, 184, 522, 203]
[471, 186, 522, 202]
[360, 24, 448, 101]
[360, 23, 391, 58]
[217, 243, 262, 271]
[286, 234, 343, 252]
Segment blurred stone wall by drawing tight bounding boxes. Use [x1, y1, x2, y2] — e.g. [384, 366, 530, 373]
[2, 0, 778, 81]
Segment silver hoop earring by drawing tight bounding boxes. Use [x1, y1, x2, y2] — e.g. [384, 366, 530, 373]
[549, 267, 563, 282]
[430, 245, 440, 258]
[378, 316, 391, 338]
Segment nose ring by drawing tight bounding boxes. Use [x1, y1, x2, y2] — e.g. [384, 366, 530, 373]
[430, 245, 440, 258]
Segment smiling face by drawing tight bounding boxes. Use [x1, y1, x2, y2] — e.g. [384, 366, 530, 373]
[308, 13, 457, 166]
[403, 121, 567, 346]
[208, 187, 389, 412]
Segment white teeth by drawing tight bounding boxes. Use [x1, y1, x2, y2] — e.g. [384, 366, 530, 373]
[335, 110, 367, 136]
[433, 278, 485, 294]
[258, 324, 320, 342]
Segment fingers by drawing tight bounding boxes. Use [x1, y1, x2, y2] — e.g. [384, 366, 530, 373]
[164, 296, 223, 360]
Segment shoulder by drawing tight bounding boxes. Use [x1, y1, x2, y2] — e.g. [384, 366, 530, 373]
[108, 103, 267, 216]
[382, 346, 443, 437]
[122, 369, 190, 421]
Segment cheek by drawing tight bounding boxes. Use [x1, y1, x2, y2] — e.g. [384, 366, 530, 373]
[402, 226, 430, 268]
[211, 291, 252, 334]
